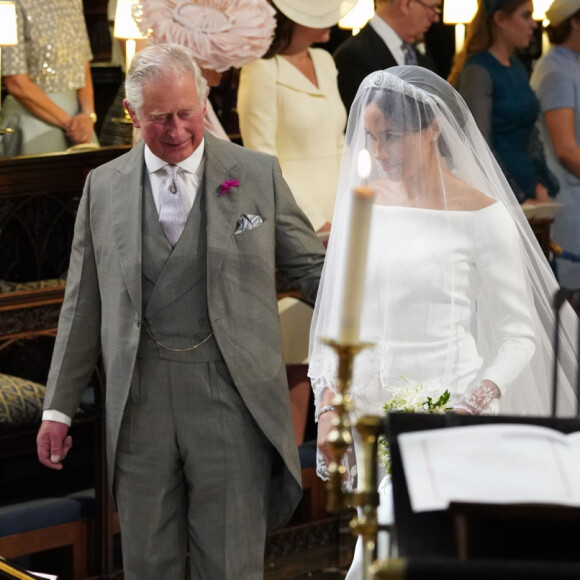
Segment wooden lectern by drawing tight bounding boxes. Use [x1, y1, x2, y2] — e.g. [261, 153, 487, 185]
[386, 413, 580, 566]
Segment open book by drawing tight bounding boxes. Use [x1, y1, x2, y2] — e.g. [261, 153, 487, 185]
[521, 201, 562, 220]
[398, 423, 580, 512]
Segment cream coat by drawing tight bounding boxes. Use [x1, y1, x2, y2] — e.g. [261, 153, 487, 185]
[238, 48, 346, 231]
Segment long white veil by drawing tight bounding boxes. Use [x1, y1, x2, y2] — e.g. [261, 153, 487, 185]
[308, 67, 578, 438]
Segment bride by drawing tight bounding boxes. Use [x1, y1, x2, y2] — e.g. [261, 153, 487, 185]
[308, 66, 578, 577]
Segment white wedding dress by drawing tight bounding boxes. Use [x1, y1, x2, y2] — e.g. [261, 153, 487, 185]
[349, 202, 535, 416]
[309, 66, 579, 580]
[341, 202, 537, 578]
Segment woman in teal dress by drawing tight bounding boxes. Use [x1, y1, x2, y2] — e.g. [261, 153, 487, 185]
[448, 0, 558, 204]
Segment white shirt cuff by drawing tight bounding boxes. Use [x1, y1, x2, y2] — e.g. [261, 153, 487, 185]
[42, 410, 72, 426]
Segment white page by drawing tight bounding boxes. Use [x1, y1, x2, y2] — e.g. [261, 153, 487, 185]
[398, 424, 580, 512]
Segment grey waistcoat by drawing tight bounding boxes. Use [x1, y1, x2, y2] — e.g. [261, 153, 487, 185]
[137, 171, 222, 362]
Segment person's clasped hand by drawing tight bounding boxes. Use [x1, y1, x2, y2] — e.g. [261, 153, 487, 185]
[66, 113, 94, 144]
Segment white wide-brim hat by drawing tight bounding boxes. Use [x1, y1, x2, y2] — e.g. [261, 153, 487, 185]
[272, 0, 358, 28]
[546, 0, 580, 26]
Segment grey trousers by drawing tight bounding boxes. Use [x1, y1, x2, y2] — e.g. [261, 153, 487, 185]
[114, 357, 273, 580]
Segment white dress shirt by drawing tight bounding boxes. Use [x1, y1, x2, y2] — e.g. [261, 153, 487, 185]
[145, 140, 206, 217]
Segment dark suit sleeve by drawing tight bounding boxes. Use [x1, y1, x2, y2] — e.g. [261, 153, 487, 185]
[334, 41, 370, 114]
[270, 158, 325, 304]
[417, 49, 437, 73]
[333, 26, 399, 113]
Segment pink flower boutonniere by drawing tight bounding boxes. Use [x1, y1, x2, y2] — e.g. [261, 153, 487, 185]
[219, 179, 240, 196]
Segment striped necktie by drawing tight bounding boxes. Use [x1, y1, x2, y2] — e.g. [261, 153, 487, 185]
[402, 43, 418, 66]
[158, 164, 187, 246]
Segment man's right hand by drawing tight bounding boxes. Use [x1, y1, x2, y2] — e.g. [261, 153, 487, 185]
[37, 420, 73, 470]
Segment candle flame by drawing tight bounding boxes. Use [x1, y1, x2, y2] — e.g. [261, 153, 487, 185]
[358, 149, 371, 179]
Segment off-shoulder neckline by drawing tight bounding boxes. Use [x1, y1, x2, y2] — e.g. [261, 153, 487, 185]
[372, 201, 500, 213]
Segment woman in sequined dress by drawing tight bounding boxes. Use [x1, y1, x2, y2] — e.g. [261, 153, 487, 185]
[0, 0, 97, 157]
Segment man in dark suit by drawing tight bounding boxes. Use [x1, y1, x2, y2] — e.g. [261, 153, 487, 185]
[36, 43, 325, 580]
[334, 0, 441, 112]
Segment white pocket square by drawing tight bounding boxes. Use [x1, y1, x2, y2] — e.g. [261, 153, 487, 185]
[234, 213, 263, 235]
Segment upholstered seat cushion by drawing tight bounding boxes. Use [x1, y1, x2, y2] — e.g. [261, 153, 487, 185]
[67, 488, 96, 518]
[0, 373, 46, 426]
[0, 498, 81, 536]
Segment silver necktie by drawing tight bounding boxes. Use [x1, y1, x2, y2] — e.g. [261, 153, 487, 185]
[159, 164, 187, 246]
[402, 43, 418, 66]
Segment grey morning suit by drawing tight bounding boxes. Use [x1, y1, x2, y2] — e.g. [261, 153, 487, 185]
[43, 132, 325, 579]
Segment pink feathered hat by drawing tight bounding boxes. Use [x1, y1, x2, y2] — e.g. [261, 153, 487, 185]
[135, 0, 277, 72]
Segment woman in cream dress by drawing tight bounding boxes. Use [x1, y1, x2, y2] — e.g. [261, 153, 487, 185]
[238, 0, 355, 384]
[238, 0, 353, 235]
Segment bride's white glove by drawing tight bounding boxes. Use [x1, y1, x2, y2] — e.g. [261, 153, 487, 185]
[454, 380, 500, 415]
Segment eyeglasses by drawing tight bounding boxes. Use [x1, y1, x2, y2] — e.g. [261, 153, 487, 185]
[414, 0, 442, 18]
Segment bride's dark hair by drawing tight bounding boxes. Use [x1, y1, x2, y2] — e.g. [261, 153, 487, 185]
[367, 87, 434, 133]
[364, 80, 467, 161]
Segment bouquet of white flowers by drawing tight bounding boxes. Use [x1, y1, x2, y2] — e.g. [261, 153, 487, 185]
[378, 379, 452, 476]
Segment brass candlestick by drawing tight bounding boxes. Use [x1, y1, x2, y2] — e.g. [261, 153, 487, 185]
[351, 414, 383, 579]
[322, 339, 384, 580]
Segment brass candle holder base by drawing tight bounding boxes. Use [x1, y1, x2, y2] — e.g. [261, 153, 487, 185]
[321, 338, 387, 580]
[320, 339, 371, 511]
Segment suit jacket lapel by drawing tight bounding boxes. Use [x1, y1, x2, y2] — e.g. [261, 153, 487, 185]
[204, 132, 248, 291]
[361, 24, 398, 69]
[109, 135, 246, 317]
[112, 141, 145, 317]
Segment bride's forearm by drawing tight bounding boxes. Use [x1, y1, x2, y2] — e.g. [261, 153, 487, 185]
[320, 388, 335, 407]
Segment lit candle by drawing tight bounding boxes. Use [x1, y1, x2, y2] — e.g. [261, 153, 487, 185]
[339, 150, 376, 344]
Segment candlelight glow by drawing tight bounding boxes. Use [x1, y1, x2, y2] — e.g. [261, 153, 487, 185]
[443, 0, 477, 24]
[443, 0, 477, 54]
[533, 0, 551, 21]
[0, 2, 17, 46]
[114, 0, 147, 72]
[338, 0, 373, 35]
[358, 149, 371, 179]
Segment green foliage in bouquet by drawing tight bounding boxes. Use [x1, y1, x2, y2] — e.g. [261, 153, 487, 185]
[378, 382, 452, 475]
